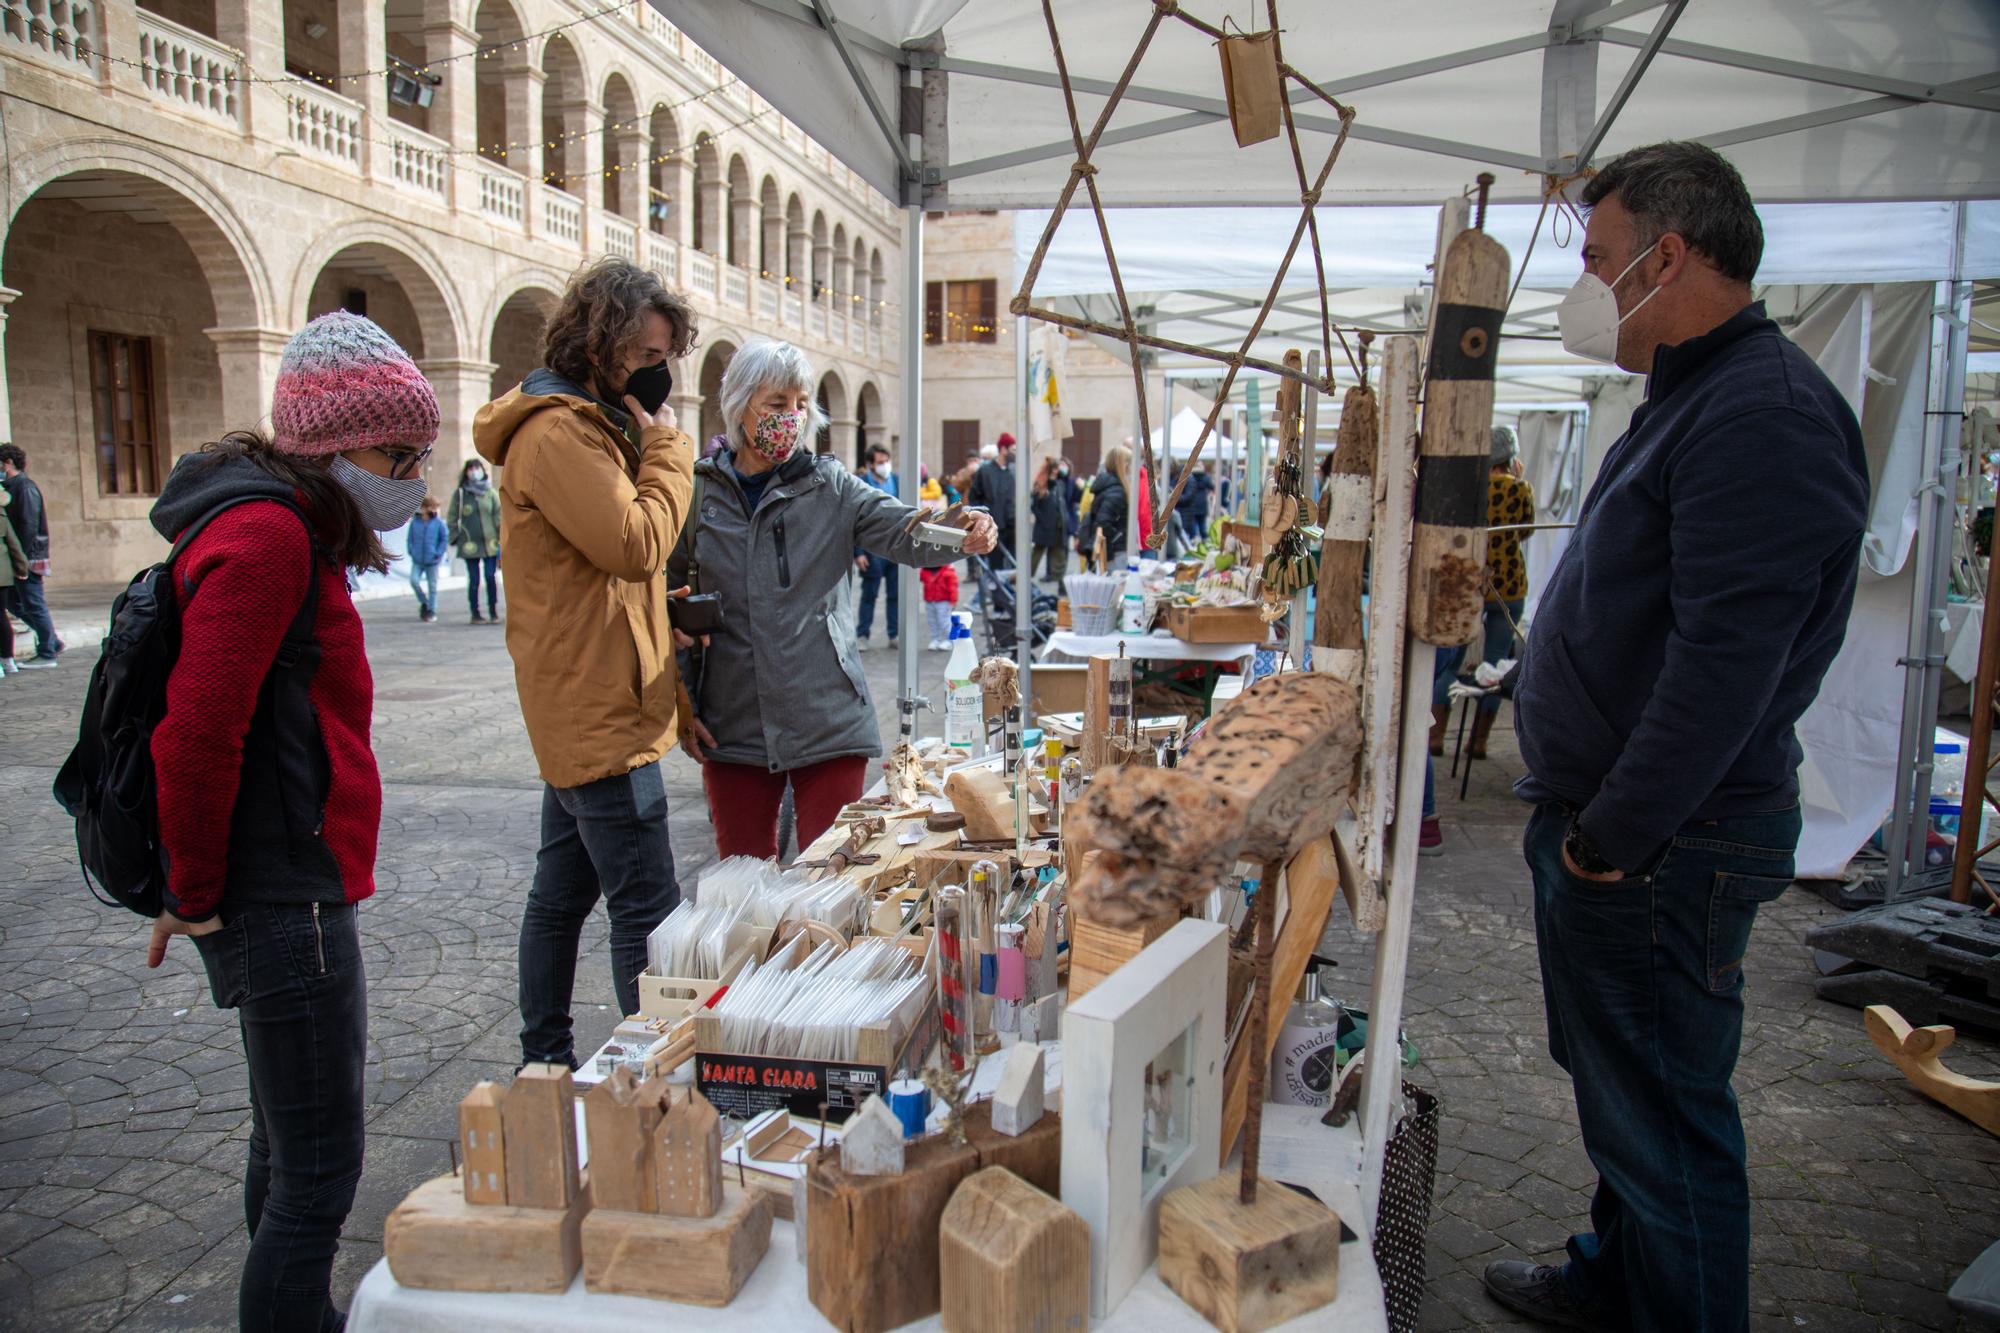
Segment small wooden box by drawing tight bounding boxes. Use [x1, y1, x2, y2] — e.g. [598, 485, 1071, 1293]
[1163, 604, 1268, 644]
[1030, 663, 1089, 717]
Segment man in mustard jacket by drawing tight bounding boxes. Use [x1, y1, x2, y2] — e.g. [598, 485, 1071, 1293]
[473, 258, 698, 1070]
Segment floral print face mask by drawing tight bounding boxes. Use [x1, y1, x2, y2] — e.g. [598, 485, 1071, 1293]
[750, 409, 807, 463]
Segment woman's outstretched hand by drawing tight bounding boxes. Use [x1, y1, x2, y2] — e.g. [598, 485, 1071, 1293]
[957, 509, 999, 555]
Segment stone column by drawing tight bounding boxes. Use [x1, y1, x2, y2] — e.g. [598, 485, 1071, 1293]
[761, 210, 785, 279]
[787, 225, 810, 285]
[337, 0, 389, 180]
[812, 239, 833, 298]
[833, 250, 854, 301]
[863, 419, 887, 458]
[828, 415, 860, 461]
[658, 153, 694, 246]
[214, 0, 285, 137]
[418, 357, 503, 490]
[500, 51, 541, 177]
[612, 126, 648, 221]
[206, 326, 294, 441]
[730, 194, 760, 271]
[668, 366, 704, 451]
[422, 6, 478, 209]
[555, 99, 603, 247]
[697, 174, 726, 257]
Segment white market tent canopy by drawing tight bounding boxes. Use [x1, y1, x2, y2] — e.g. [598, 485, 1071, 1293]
[1150, 405, 1232, 460]
[657, 0, 1999, 210]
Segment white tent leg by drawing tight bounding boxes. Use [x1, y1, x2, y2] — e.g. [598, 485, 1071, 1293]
[1359, 637, 1436, 1215]
[897, 204, 924, 702]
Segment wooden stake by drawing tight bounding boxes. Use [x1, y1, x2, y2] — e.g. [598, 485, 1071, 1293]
[1240, 858, 1282, 1206]
[1314, 332, 1376, 687]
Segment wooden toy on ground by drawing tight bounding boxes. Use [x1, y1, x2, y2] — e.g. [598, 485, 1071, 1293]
[579, 1081, 773, 1306]
[939, 1166, 1090, 1333]
[1866, 1003, 2000, 1135]
[384, 1067, 592, 1294]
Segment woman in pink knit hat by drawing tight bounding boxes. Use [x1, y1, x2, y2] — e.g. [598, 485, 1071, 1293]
[144, 309, 437, 1332]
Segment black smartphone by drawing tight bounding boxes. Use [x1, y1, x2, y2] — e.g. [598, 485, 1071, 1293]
[669, 592, 724, 636]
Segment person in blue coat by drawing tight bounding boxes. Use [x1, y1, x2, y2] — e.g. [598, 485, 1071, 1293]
[405, 496, 449, 622]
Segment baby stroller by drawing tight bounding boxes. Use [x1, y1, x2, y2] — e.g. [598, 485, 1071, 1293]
[968, 548, 1057, 657]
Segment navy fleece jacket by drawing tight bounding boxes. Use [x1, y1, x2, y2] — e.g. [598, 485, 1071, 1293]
[1513, 302, 1869, 871]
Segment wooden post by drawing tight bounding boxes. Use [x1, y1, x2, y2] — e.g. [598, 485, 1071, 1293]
[1314, 332, 1375, 687]
[1409, 175, 1509, 647]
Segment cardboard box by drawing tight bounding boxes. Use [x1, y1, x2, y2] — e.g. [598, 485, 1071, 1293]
[694, 996, 940, 1124]
[1030, 663, 1088, 718]
[1163, 603, 1268, 644]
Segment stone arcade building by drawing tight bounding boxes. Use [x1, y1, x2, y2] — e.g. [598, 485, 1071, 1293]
[1, 0, 902, 584]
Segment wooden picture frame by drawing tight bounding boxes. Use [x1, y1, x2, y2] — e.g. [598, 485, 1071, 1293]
[1059, 918, 1227, 1316]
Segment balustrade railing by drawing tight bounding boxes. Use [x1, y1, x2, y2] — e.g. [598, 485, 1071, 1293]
[646, 233, 680, 284]
[601, 214, 638, 261]
[759, 278, 781, 321]
[475, 159, 525, 225]
[387, 122, 450, 201]
[136, 11, 239, 127]
[3, 0, 94, 71]
[543, 189, 582, 246]
[723, 264, 749, 308]
[688, 250, 719, 299]
[784, 290, 804, 327]
[283, 76, 361, 169]
[808, 297, 827, 339]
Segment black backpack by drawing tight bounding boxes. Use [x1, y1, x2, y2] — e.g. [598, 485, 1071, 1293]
[53, 497, 319, 917]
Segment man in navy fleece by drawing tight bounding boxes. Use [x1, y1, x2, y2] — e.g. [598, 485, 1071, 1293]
[1482, 142, 1868, 1333]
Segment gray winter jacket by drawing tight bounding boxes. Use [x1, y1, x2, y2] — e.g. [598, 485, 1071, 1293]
[668, 448, 955, 772]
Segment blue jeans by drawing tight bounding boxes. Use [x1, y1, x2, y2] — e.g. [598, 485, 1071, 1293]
[857, 553, 897, 640]
[1477, 599, 1525, 715]
[465, 555, 499, 615]
[1525, 800, 1800, 1333]
[519, 761, 680, 1066]
[192, 902, 366, 1332]
[7, 573, 57, 657]
[408, 560, 440, 614]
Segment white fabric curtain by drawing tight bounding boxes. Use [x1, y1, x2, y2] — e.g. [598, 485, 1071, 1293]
[1513, 410, 1584, 622]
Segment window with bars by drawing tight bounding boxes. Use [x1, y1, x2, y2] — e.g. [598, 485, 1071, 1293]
[924, 278, 997, 344]
[88, 330, 165, 497]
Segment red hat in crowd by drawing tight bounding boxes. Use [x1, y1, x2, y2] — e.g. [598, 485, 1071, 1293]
[996, 432, 1016, 449]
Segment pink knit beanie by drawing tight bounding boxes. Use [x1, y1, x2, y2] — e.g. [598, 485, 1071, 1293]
[270, 311, 440, 457]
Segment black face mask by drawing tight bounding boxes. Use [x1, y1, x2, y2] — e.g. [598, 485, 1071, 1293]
[623, 361, 674, 415]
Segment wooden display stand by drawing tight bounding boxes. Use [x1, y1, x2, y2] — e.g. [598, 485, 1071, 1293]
[385, 1172, 592, 1294]
[1158, 1173, 1341, 1333]
[805, 1103, 1062, 1333]
[581, 1183, 772, 1307]
[940, 1166, 1090, 1333]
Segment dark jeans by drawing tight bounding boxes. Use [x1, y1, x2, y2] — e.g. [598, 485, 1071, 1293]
[1477, 598, 1525, 715]
[1525, 800, 1799, 1333]
[857, 553, 897, 640]
[519, 760, 680, 1065]
[465, 555, 499, 615]
[7, 573, 57, 657]
[192, 902, 367, 1333]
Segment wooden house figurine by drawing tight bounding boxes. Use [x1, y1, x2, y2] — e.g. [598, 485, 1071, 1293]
[503, 1062, 580, 1210]
[653, 1087, 723, 1218]
[991, 1043, 1046, 1137]
[583, 1067, 671, 1214]
[839, 1095, 906, 1176]
[458, 1082, 507, 1205]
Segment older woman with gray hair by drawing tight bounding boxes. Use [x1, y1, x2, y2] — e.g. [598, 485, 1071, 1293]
[669, 340, 996, 858]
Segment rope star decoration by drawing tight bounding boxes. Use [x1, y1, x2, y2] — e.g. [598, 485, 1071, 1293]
[1010, 0, 1364, 532]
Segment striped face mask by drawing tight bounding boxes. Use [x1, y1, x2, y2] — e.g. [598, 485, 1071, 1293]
[330, 455, 429, 532]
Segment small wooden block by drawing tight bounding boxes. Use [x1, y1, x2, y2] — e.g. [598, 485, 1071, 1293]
[458, 1082, 507, 1206]
[1157, 1173, 1340, 1333]
[940, 1167, 1089, 1333]
[1067, 912, 1177, 1002]
[582, 1068, 668, 1214]
[992, 1043, 1046, 1137]
[654, 1086, 724, 1218]
[502, 1063, 579, 1210]
[385, 1172, 591, 1294]
[945, 767, 1019, 844]
[581, 1182, 772, 1306]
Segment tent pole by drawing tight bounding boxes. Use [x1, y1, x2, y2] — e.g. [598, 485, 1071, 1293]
[897, 204, 924, 706]
[1016, 306, 1032, 685]
[1160, 371, 1173, 547]
[1886, 202, 1972, 898]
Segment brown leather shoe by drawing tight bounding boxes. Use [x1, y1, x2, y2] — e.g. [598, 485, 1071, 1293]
[1429, 703, 1449, 756]
[1469, 707, 1498, 759]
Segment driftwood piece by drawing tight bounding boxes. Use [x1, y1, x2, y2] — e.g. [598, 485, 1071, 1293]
[1314, 332, 1376, 687]
[1069, 673, 1360, 927]
[1866, 1004, 2000, 1135]
[1410, 177, 1509, 647]
[944, 767, 1018, 844]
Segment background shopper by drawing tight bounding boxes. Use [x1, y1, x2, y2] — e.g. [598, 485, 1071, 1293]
[0, 444, 60, 665]
[0, 484, 28, 674]
[405, 496, 448, 622]
[448, 457, 502, 623]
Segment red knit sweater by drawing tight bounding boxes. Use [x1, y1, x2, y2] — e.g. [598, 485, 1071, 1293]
[150, 502, 379, 918]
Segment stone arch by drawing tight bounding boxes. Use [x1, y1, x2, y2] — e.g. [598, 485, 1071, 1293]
[816, 367, 849, 455]
[850, 233, 869, 314]
[726, 153, 752, 268]
[647, 102, 681, 235]
[691, 133, 721, 255]
[291, 220, 466, 361]
[810, 209, 829, 296]
[698, 336, 741, 449]
[868, 247, 885, 327]
[856, 378, 885, 463]
[471, 0, 529, 167]
[758, 175, 782, 276]
[784, 192, 807, 283]
[831, 222, 849, 299]
[486, 284, 560, 399]
[540, 32, 586, 192]
[5, 136, 274, 329]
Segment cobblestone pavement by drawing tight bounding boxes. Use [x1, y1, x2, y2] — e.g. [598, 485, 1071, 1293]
[3, 584, 1998, 1331]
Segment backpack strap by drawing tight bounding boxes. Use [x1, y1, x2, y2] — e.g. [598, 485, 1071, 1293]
[681, 467, 706, 593]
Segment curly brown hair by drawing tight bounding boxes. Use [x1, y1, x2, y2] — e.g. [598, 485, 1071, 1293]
[541, 258, 698, 392]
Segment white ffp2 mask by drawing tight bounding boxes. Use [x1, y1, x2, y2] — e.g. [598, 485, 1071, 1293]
[1557, 246, 1662, 364]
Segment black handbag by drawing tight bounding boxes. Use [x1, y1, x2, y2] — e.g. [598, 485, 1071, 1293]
[668, 473, 724, 637]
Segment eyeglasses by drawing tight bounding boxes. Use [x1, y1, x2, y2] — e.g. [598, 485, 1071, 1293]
[372, 445, 433, 481]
